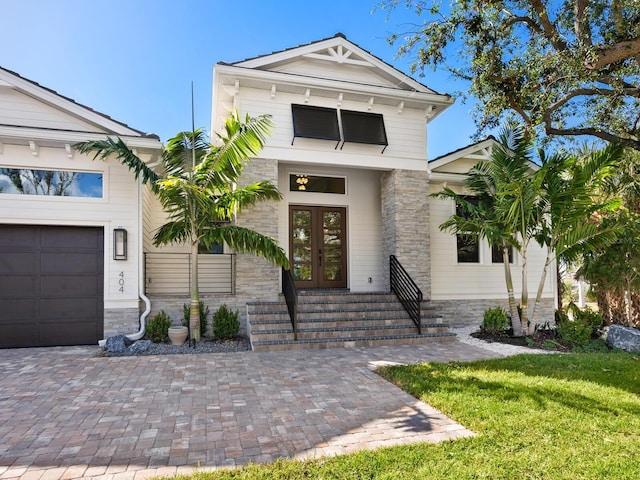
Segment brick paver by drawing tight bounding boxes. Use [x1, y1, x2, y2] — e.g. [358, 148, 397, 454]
[0, 341, 502, 479]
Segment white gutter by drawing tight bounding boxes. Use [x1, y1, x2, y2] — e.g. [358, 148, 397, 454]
[127, 177, 151, 341]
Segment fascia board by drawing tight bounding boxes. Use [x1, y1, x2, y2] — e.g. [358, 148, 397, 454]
[429, 139, 497, 170]
[214, 64, 454, 107]
[0, 125, 162, 150]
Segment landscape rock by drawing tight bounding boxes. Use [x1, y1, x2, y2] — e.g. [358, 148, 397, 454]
[104, 334, 133, 354]
[606, 324, 640, 353]
[128, 340, 152, 354]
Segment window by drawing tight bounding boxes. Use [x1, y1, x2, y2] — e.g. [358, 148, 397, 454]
[289, 174, 345, 194]
[199, 242, 224, 254]
[0, 167, 103, 197]
[492, 244, 514, 263]
[456, 196, 480, 263]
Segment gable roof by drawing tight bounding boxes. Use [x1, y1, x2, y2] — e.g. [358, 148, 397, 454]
[429, 136, 497, 170]
[0, 66, 161, 150]
[225, 33, 442, 96]
[213, 34, 454, 124]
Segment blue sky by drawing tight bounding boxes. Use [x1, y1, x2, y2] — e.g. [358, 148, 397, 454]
[1, 0, 480, 158]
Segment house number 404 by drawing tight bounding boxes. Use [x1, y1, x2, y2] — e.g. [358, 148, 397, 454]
[118, 271, 125, 292]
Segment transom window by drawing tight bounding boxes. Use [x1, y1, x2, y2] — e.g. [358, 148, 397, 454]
[0, 167, 103, 198]
[289, 174, 345, 194]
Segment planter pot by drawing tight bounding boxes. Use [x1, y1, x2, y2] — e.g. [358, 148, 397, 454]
[168, 326, 189, 346]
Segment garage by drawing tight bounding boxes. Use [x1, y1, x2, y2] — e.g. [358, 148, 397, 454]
[0, 225, 104, 348]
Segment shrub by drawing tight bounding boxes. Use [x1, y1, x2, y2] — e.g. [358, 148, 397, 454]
[146, 310, 172, 343]
[213, 304, 240, 339]
[182, 301, 210, 337]
[482, 306, 510, 334]
[556, 304, 604, 349]
[556, 307, 593, 348]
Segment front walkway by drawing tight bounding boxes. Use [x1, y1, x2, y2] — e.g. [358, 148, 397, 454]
[0, 339, 506, 480]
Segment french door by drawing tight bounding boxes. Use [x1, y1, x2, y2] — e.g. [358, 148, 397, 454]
[289, 205, 347, 289]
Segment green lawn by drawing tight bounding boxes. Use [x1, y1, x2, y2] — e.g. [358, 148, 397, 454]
[167, 352, 640, 479]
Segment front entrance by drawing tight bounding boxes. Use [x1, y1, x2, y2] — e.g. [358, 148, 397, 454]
[289, 205, 347, 289]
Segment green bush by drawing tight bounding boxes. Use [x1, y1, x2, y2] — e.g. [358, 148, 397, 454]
[182, 301, 210, 337]
[482, 306, 510, 334]
[213, 304, 240, 340]
[556, 304, 603, 349]
[146, 310, 172, 343]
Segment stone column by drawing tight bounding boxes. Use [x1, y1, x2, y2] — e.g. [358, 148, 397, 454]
[234, 158, 281, 301]
[381, 169, 431, 297]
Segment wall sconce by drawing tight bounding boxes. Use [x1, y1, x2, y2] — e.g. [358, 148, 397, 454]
[113, 228, 127, 260]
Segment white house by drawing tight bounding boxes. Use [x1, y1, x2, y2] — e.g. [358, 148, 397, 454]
[0, 67, 162, 348]
[0, 34, 556, 349]
[147, 34, 556, 350]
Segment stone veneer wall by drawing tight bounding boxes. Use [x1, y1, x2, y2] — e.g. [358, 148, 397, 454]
[234, 158, 281, 304]
[381, 169, 431, 296]
[430, 298, 556, 328]
[103, 308, 140, 338]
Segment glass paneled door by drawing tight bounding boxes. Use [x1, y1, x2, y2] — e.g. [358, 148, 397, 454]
[289, 205, 347, 289]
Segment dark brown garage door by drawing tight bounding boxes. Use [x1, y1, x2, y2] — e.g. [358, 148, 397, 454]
[0, 225, 104, 348]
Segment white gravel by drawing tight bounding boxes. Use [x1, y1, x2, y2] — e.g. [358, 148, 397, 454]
[452, 325, 558, 356]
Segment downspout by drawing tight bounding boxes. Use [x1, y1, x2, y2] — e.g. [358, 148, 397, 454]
[127, 176, 151, 341]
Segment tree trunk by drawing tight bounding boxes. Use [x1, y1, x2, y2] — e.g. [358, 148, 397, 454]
[503, 245, 523, 336]
[519, 250, 529, 336]
[531, 250, 554, 328]
[189, 239, 201, 342]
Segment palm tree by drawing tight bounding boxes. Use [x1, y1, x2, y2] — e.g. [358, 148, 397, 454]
[76, 111, 289, 342]
[432, 124, 538, 336]
[433, 125, 620, 335]
[532, 143, 622, 323]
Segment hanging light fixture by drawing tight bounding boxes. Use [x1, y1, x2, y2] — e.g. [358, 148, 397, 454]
[296, 175, 309, 191]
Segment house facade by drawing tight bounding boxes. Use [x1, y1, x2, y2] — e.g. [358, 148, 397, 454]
[148, 34, 556, 335]
[0, 34, 556, 349]
[0, 67, 162, 348]
[428, 138, 556, 326]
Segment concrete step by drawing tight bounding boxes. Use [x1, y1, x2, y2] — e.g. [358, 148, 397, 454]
[253, 323, 450, 342]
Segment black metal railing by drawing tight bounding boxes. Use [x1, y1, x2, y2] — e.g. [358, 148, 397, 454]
[390, 255, 423, 334]
[282, 268, 298, 340]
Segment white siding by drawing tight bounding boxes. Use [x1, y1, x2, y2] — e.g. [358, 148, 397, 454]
[429, 185, 555, 300]
[215, 88, 429, 172]
[0, 143, 141, 309]
[0, 89, 104, 132]
[279, 163, 383, 292]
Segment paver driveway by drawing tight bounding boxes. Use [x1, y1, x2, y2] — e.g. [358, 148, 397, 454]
[0, 341, 502, 479]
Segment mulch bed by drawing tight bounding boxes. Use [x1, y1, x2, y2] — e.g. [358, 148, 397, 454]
[471, 329, 572, 352]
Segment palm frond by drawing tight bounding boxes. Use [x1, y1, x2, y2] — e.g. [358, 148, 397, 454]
[75, 137, 161, 190]
[203, 225, 289, 268]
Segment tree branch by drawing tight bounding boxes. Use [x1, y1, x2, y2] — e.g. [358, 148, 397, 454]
[574, 0, 592, 47]
[585, 38, 640, 70]
[527, 0, 567, 50]
[544, 123, 640, 150]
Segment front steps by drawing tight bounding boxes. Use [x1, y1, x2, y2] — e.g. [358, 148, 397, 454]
[247, 291, 455, 351]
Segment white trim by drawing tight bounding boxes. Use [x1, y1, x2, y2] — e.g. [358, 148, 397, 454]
[429, 138, 497, 170]
[0, 125, 162, 150]
[214, 64, 454, 108]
